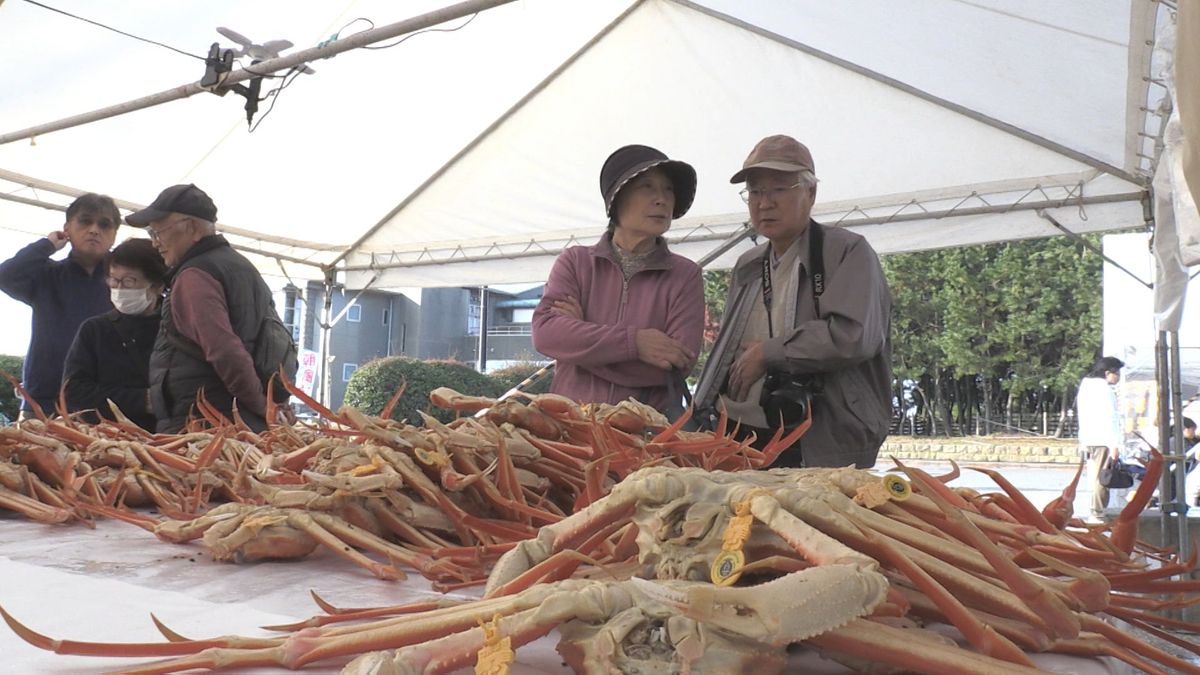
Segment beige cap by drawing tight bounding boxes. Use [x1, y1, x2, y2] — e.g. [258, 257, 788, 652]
[730, 134, 815, 184]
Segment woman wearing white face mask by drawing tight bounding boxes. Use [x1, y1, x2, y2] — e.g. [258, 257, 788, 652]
[63, 238, 165, 430]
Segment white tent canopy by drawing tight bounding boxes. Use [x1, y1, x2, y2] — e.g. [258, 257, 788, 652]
[0, 0, 1172, 291]
[339, 0, 1160, 287]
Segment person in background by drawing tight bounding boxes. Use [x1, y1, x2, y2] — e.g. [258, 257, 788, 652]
[1077, 355, 1125, 520]
[532, 145, 704, 416]
[0, 194, 118, 416]
[126, 184, 285, 433]
[1154, 416, 1198, 506]
[63, 239, 166, 430]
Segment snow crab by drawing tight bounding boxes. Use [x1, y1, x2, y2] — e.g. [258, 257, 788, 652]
[5, 458, 1199, 674]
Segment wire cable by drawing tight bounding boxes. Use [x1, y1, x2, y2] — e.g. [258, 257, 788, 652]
[248, 67, 305, 132]
[19, 0, 205, 60]
[364, 12, 477, 49]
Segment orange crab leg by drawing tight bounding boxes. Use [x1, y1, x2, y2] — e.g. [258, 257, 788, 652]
[809, 618, 1047, 675]
[1042, 460, 1084, 529]
[282, 376, 351, 426]
[1111, 448, 1163, 555]
[898, 461, 1081, 640]
[848, 514, 1036, 667]
[0, 606, 279, 658]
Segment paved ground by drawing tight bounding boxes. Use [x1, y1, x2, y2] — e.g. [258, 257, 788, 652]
[899, 460, 1196, 520]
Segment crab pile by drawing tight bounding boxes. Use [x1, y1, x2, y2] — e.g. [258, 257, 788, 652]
[3, 450, 1199, 674]
[0, 382, 805, 586]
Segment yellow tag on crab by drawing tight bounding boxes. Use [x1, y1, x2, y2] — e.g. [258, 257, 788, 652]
[711, 549, 746, 586]
[475, 614, 513, 675]
[414, 446, 450, 467]
[854, 475, 912, 508]
[346, 455, 385, 476]
[883, 475, 911, 500]
[710, 489, 764, 586]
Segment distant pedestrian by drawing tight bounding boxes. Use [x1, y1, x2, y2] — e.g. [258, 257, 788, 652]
[0, 194, 118, 416]
[1076, 356, 1124, 519]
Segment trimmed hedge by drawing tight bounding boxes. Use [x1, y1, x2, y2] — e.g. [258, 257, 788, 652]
[343, 357, 504, 424]
[489, 362, 552, 396]
[0, 354, 23, 422]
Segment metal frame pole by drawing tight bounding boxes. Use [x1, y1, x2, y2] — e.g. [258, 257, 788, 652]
[1169, 332, 1191, 553]
[0, 0, 518, 146]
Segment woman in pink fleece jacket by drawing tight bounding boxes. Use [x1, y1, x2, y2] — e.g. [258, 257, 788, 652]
[532, 145, 705, 413]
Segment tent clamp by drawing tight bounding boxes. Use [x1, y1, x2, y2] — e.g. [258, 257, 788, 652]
[200, 43, 235, 93]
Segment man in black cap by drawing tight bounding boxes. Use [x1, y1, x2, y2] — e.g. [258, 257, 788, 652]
[692, 135, 892, 468]
[126, 184, 293, 432]
[0, 193, 119, 416]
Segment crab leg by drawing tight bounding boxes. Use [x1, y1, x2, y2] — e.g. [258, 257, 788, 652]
[809, 618, 1047, 675]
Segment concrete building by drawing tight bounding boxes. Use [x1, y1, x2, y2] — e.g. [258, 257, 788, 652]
[416, 286, 544, 369]
[285, 283, 546, 409]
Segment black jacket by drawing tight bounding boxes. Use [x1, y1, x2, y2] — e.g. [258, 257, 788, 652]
[149, 235, 275, 433]
[63, 309, 160, 430]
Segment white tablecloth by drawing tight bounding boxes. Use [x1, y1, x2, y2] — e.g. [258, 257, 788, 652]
[0, 514, 1126, 674]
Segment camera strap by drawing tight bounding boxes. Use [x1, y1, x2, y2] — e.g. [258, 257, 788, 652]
[760, 221, 824, 338]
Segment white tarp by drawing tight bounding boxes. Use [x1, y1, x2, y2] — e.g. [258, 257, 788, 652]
[340, 0, 1158, 287]
[0, 0, 1166, 292]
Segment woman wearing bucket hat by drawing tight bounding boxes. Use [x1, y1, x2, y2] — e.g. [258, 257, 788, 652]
[531, 144, 705, 414]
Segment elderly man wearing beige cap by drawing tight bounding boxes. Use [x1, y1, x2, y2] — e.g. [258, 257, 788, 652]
[692, 135, 893, 468]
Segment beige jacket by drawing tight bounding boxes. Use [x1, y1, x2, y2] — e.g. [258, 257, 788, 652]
[693, 221, 893, 468]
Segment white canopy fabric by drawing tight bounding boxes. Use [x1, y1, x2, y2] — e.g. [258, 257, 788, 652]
[340, 0, 1161, 288]
[0, 0, 1174, 291]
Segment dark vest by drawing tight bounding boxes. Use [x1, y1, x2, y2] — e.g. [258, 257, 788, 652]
[148, 235, 274, 432]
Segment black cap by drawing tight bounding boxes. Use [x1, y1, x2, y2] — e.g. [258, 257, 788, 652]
[125, 184, 217, 226]
[600, 145, 696, 219]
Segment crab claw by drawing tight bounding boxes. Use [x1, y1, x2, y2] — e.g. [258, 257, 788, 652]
[629, 564, 888, 646]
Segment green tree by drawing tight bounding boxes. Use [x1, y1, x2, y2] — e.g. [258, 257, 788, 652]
[344, 357, 502, 424]
[882, 236, 1102, 436]
[0, 355, 22, 422]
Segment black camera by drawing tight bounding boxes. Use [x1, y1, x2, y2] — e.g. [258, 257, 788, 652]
[760, 371, 822, 429]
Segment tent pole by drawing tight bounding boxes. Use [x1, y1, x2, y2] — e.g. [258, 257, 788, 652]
[0, 0, 518, 146]
[1169, 331, 1190, 558]
[319, 269, 335, 408]
[477, 286, 489, 372]
[1039, 212, 1152, 289]
[0, 167, 343, 254]
[696, 224, 754, 269]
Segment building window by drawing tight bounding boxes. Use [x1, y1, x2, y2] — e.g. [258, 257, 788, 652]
[512, 308, 534, 324]
[282, 285, 301, 342]
[342, 363, 358, 382]
[467, 288, 482, 336]
[346, 303, 361, 323]
[382, 308, 390, 325]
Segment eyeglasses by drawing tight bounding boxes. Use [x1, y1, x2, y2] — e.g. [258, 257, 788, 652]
[107, 275, 147, 289]
[147, 217, 189, 242]
[739, 181, 804, 204]
[75, 214, 118, 231]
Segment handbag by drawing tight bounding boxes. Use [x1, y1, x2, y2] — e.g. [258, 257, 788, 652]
[1099, 457, 1135, 489]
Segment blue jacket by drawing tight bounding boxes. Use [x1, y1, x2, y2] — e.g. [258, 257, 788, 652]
[0, 239, 112, 413]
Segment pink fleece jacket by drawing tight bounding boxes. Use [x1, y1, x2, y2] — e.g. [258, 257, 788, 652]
[532, 234, 704, 410]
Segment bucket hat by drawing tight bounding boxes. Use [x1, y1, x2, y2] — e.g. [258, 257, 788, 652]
[600, 145, 696, 219]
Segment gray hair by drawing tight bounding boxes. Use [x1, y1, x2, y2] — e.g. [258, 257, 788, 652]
[797, 170, 819, 191]
[192, 218, 217, 235]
